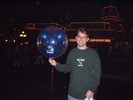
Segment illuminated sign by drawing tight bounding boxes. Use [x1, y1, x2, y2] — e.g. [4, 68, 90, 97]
[69, 38, 111, 43]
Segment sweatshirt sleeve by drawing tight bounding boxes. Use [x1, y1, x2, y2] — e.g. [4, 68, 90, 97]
[89, 52, 101, 93]
[55, 52, 72, 73]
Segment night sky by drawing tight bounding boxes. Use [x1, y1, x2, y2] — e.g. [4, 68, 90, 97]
[0, 0, 133, 31]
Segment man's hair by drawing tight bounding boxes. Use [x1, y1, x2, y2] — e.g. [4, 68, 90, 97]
[77, 28, 89, 37]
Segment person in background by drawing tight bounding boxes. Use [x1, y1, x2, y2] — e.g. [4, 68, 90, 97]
[48, 28, 101, 100]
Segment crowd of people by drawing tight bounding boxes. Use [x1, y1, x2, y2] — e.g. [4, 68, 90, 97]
[5, 44, 45, 67]
[3, 37, 133, 67]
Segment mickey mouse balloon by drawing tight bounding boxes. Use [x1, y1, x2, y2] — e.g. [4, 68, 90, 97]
[37, 26, 68, 58]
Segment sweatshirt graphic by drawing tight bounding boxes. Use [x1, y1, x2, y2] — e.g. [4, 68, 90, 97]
[77, 57, 85, 67]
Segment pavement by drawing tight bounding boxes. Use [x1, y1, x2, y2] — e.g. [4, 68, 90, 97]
[1, 55, 133, 100]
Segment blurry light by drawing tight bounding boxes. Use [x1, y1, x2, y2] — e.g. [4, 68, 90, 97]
[23, 34, 27, 37]
[51, 40, 55, 44]
[22, 31, 25, 34]
[58, 35, 61, 39]
[20, 33, 27, 37]
[20, 34, 23, 37]
[25, 42, 29, 44]
[13, 39, 16, 42]
[126, 42, 128, 45]
[43, 35, 47, 38]
[5, 39, 8, 42]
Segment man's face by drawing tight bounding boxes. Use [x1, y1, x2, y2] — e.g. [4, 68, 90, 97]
[75, 31, 89, 48]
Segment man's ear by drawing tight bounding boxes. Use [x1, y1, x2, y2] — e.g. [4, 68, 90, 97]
[75, 36, 77, 39]
[87, 38, 89, 42]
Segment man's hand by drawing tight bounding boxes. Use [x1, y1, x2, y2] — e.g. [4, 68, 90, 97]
[48, 58, 57, 66]
[85, 90, 94, 99]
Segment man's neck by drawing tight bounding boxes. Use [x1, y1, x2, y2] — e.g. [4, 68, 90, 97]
[77, 46, 88, 50]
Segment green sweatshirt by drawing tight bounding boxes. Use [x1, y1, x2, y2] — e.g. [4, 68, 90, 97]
[55, 47, 101, 99]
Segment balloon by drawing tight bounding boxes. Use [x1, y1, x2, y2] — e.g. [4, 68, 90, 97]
[37, 26, 68, 58]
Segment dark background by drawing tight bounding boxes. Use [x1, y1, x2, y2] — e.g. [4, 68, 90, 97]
[0, 0, 133, 31]
[1, 0, 133, 100]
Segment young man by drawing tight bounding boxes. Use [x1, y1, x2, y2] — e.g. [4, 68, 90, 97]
[48, 28, 101, 100]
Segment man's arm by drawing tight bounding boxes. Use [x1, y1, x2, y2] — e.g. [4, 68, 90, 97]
[48, 52, 72, 73]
